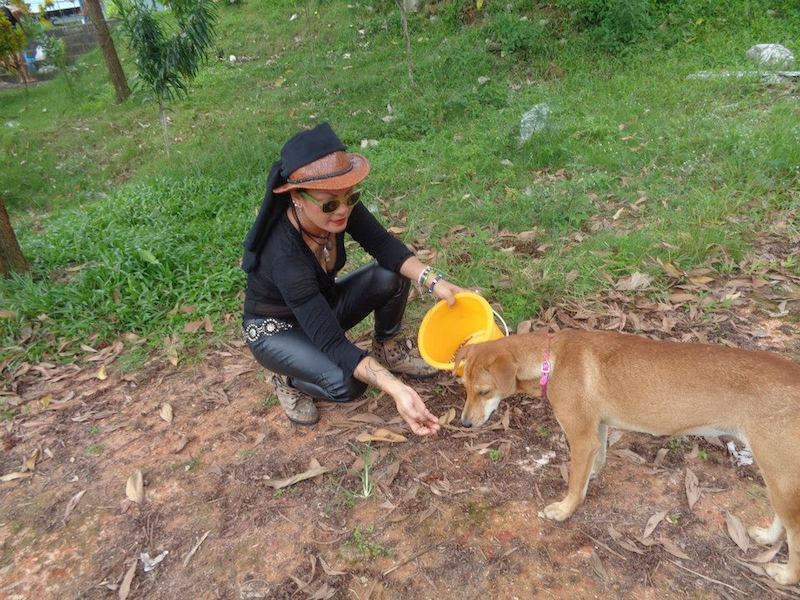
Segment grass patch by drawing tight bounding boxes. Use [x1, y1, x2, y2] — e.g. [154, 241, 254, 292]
[1, 0, 798, 366]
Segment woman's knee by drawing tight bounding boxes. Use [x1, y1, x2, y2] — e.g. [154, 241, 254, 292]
[370, 264, 408, 298]
[320, 370, 367, 402]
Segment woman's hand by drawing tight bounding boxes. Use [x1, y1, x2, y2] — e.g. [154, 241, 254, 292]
[392, 384, 441, 436]
[432, 279, 468, 307]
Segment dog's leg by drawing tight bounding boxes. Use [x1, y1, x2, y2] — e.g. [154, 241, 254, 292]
[542, 418, 600, 522]
[592, 423, 608, 474]
[748, 514, 784, 545]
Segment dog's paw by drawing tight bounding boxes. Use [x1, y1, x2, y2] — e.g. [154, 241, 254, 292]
[765, 563, 800, 586]
[748, 524, 782, 545]
[539, 501, 574, 522]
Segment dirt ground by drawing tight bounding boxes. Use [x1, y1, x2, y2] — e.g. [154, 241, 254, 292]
[2, 218, 800, 600]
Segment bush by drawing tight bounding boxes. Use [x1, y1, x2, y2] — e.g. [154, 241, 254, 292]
[484, 13, 546, 57]
[561, 0, 654, 52]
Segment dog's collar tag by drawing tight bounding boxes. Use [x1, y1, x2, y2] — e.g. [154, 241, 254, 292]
[540, 335, 552, 398]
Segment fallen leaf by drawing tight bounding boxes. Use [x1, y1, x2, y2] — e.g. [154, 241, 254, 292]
[725, 512, 750, 552]
[516, 320, 533, 334]
[669, 292, 696, 304]
[118, 559, 137, 600]
[654, 448, 669, 466]
[685, 468, 701, 510]
[349, 413, 385, 425]
[615, 272, 653, 291]
[265, 459, 330, 489]
[184, 320, 204, 333]
[355, 428, 407, 444]
[23, 448, 39, 472]
[750, 541, 783, 563]
[63, 489, 87, 523]
[203, 315, 214, 333]
[96, 366, 108, 380]
[126, 470, 145, 504]
[0, 471, 33, 482]
[660, 262, 683, 278]
[318, 555, 347, 576]
[0, 309, 16, 319]
[642, 510, 668, 540]
[160, 403, 174, 424]
[607, 525, 644, 555]
[172, 436, 190, 453]
[659, 537, 691, 560]
[439, 408, 456, 426]
[613, 448, 646, 464]
[589, 549, 608, 580]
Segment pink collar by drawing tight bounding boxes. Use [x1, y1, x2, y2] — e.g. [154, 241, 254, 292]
[540, 334, 553, 399]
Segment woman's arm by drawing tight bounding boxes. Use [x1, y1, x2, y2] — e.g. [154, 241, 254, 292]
[399, 255, 466, 306]
[353, 355, 441, 436]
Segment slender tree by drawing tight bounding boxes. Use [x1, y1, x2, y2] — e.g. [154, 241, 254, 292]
[114, 0, 217, 154]
[0, 199, 28, 277]
[85, 0, 131, 103]
[394, 0, 415, 86]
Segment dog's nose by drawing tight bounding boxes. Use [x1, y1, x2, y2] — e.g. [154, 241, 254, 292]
[461, 417, 472, 428]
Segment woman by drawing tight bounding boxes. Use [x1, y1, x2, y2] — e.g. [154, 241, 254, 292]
[242, 123, 465, 436]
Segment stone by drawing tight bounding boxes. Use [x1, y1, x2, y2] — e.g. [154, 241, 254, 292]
[519, 103, 550, 144]
[746, 44, 795, 68]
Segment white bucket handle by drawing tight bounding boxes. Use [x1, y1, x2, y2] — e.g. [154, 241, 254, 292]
[492, 308, 510, 337]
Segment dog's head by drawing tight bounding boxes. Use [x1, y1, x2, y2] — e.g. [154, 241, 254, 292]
[454, 340, 519, 428]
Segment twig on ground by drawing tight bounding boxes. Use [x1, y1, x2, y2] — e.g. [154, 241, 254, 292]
[383, 542, 442, 576]
[667, 559, 744, 594]
[580, 529, 628, 561]
[182, 530, 210, 567]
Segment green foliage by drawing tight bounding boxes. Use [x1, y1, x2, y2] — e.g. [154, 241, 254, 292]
[562, 0, 654, 52]
[484, 12, 546, 57]
[115, 0, 218, 103]
[0, 12, 25, 67]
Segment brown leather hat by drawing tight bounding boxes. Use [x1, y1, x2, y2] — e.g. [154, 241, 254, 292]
[273, 150, 370, 193]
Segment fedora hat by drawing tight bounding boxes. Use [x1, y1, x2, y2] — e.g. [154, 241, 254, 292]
[273, 150, 370, 194]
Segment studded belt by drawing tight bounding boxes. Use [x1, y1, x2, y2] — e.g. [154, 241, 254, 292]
[242, 317, 293, 343]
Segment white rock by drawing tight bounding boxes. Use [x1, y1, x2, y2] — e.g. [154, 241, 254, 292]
[477, 76, 490, 85]
[519, 103, 550, 143]
[228, 55, 236, 63]
[746, 44, 795, 68]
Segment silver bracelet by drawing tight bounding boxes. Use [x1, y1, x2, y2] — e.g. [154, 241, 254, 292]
[417, 266, 433, 287]
[427, 273, 444, 294]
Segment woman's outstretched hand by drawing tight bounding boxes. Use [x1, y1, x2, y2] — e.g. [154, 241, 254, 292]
[393, 384, 441, 436]
[432, 279, 468, 307]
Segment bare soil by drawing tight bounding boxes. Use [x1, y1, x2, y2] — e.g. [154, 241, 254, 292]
[2, 223, 800, 600]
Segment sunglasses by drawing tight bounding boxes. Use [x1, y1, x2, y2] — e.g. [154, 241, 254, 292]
[298, 189, 362, 213]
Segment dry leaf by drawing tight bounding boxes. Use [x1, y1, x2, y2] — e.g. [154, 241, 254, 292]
[183, 320, 204, 333]
[659, 537, 691, 560]
[642, 510, 668, 539]
[23, 448, 39, 472]
[654, 448, 669, 466]
[661, 262, 683, 278]
[0, 471, 33, 483]
[319, 555, 347, 576]
[202, 315, 214, 333]
[750, 541, 784, 563]
[589, 549, 608, 580]
[265, 460, 330, 489]
[725, 512, 750, 552]
[96, 366, 108, 380]
[615, 272, 653, 291]
[377, 461, 402, 487]
[172, 436, 189, 453]
[607, 525, 644, 555]
[160, 403, 174, 424]
[669, 292, 696, 304]
[685, 468, 701, 510]
[0, 309, 16, 319]
[439, 408, 456, 426]
[118, 559, 137, 600]
[355, 428, 407, 444]
[166, 345, 179, 366]
[63, 489, 87, 523]
[126, 470, 144, 504]
[348, 413, 385, 425]
[613, 448, 646, 464]
[501, 406, 510, 430]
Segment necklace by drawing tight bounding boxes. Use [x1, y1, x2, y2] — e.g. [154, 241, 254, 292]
[290, 204, 334, 265]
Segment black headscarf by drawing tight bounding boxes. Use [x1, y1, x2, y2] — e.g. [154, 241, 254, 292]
[242, 123, 346, 272]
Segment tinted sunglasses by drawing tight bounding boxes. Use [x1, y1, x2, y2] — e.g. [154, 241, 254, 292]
[298, 189, 362, 213]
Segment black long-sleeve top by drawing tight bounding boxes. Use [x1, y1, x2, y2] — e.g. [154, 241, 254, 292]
[244, 203, 413, 376]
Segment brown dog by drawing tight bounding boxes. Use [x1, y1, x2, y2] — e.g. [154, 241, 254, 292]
[454, 329, 800, 585]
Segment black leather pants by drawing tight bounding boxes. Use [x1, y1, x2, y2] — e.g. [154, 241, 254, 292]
[246, 261, 410, 402]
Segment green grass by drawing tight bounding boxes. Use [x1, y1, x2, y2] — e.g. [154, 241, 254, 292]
[1, 0, 799, 367]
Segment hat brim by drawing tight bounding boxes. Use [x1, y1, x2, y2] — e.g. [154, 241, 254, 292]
[273, 153, 370, 194]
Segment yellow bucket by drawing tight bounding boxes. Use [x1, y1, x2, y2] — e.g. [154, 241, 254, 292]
[417, 291, 508, 372]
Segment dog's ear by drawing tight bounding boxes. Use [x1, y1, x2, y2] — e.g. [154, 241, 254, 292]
[488, 350, 518, 396]
[453, 345, 470, 376]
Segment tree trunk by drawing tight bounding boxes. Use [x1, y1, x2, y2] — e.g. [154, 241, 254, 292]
[0, 198, 28, 277]
[159, 100, 171, 156]
[85, 0, 131, 103]
[395, 0, 415, 87]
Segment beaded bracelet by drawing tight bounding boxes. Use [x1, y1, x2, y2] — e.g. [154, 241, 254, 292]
[417, 266, 433, 287]
[427, 273, 444, 294]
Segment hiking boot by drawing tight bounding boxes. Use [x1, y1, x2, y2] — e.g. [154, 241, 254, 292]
[271, 374, 319, 425]
[372, 335, 438, 379]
